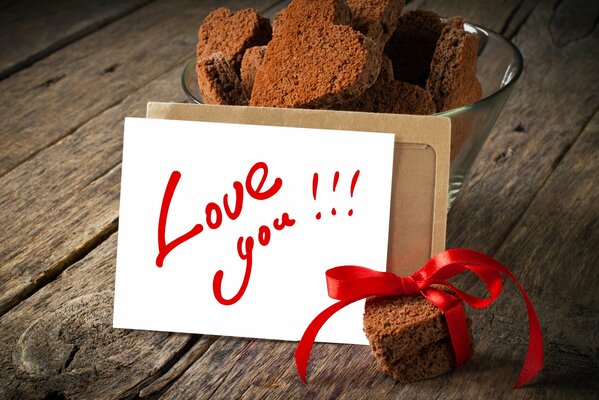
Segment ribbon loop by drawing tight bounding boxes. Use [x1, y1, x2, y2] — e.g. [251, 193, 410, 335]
[294, 249, 543, 388]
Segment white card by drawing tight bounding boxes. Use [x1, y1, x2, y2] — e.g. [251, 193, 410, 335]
[113, 117, 394, 345]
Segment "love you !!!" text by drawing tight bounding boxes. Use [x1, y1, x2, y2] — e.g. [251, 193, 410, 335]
[156, 161, 360, 306]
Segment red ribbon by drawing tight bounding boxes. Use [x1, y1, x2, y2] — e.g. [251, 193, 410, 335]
[294, 248, 543, 388]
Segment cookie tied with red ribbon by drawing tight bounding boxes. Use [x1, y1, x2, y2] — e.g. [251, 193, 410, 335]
[363, 293, 471, 382]
[294, 249, 544, 388]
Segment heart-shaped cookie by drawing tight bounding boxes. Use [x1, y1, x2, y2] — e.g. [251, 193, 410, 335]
[197, 7, 272, 74]
[384, 9, 445, 87]
[426, 17, 482, 112]
[240, 45, 267, 97]
[251, 0, 380, 109]
[196, 52, 248, 105]
[363, 294, 472, 383]
[347, 0, 405, 46]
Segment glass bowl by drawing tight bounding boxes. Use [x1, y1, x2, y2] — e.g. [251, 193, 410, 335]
[181, 22, 523, 207]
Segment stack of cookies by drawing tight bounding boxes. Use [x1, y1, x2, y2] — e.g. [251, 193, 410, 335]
[363, 294, 472, 383]
[196, 0, 481, 118]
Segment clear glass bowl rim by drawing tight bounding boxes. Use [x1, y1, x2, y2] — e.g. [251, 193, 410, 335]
[181, 22, 524, 115]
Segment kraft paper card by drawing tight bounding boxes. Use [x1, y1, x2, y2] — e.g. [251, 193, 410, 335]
[113, 103, 450, 345]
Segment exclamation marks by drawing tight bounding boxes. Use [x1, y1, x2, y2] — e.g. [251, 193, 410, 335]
[312, 172, 321, 220]
[348, 170, 360, 217]
[331, 171, 339, 216]
[312, 170, 360, 219]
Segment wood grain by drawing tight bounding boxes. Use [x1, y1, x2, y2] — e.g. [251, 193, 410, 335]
[0, 66, 178, 317]
[0, 0, 273, 178]
[489, 110, 599, 396]
[0, 2, 283, 397]
[0, 0, 153, 80]
[161, 338, 388, 399]
[446, 0, 599, 254]
[0, 234, 197, 399]
[139, 335, 218, 398]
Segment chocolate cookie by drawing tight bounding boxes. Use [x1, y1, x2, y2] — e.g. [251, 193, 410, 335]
[363, 294, 471, 383]
[240, 45, 267, 97]
[384, 9, 444, 86]
[272, 0, 351, 32]
[426, 17, 482, 112]
[250, 0, 380, 109]
[197, 7, 272, 74]
[347, 0, 405, 46]
[379, 53, 395, 82]
[196, 52, 248, 106]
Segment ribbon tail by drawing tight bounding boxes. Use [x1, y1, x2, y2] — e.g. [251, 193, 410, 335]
[439, 249, 544, 387]
[421, 288, 473, 368]
[458, 250, 544, 388]
[510, 279, 544, 388]
[295, 297, 362, 383]
[476, 259, 543, 388]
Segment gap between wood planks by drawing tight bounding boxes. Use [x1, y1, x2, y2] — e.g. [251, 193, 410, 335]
[0, 218, 118, 318]
[0, 96, 127, 181]
[121, 334, 205, 399]
[500, 0, 539, 38]
[139, 335, 219, 398]
[191, 339, 257, 400]
[209, 340, 267, 399]
[0, 51, 191, 181]
[0, 0, 158, 81]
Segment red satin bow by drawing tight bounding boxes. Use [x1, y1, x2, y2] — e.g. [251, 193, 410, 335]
[294, 248, 543, 388]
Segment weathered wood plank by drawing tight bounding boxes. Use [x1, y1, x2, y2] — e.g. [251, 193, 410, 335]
[160, 338, 390, 400]
[446, 0, 598, 254]
[0, 68, 177, 317]
[0, 3, 283, 397]
[138, 335, 217, 398]
[487, 110, 599, 395]
[0, 0, 273, 178]
[0, 234, 197, 400]
[0, 0, 281, 317]
[0, 0, 154, 80]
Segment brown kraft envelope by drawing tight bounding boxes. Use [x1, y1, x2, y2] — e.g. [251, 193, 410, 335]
[146, 102, 450, 276]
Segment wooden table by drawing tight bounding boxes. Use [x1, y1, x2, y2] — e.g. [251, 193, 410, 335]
[1, 0, 597, 398]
